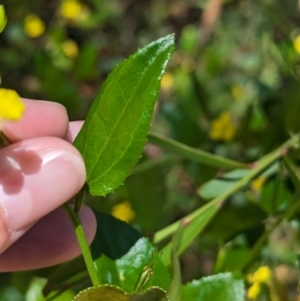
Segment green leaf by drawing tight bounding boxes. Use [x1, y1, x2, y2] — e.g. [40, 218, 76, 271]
[197, 163, 278, 201]
[260, 178, 293, 214]
[205, 201, 267, 243]
[11, 271, 36, 295]
[117, 238, 171, 292]
[94, 238, 171, 292]
[181, 273, 245, 301]
[91, 211, 142, 260]
[95, 254, 121, 287]
[214, 246, 251, 273]
[160, 102, 203, 147]
[74, 35, 174, 196]
[0, 286, 23, 301]
[25, 277, 47, 301]
[249, 104, 266, 132]
[72, 285, 169, 301]
[197, 169, 249, 200]
[74, 43, 98, 80]
[126, 159, 166, 232]
[128, 287, 169, 301]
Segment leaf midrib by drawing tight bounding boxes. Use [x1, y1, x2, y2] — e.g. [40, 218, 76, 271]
[86, 50, 156, 182]
[89, 73, 159, 187]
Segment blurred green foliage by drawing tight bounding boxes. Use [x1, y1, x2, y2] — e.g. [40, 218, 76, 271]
[2, 0, 300, 300]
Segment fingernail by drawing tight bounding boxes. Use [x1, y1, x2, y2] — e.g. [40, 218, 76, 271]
[0, 137, 86, 233]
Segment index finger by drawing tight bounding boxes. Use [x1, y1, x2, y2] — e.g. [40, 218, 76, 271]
[2, 99, 69, 142]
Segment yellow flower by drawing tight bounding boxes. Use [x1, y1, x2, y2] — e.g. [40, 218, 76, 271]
[0, 89, 25, 129]
[209, 112, 236, 142]
[24, 14, 45, 38]
[251, 177, 266, 193]
[294, 35, 300, 54]
[231, 84, 244, 101]
[0, 5, 7, 33]
[253, 266, 271, 283]
[62, 39, 79, 58]
[161, 72, 174, 92]
[59, 0, 82, 21]
[247, 266, 271, 300]
[247, 282, 261, 300]
[111, 201, 136, 223]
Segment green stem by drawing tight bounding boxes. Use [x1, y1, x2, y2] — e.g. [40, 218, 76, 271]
[0, 131, 11, 147]
[148, 132, 247, 170]
[168, 224, 183, 301]
[153, 133, 300, 244]
[64, 203, 100, 286]
[132, 154, 180, 175]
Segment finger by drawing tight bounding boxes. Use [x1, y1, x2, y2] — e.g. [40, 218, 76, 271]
[65, 120, 84, 143]
[0, 136, 86, 252]
[2, 99, 69, 142]
[0, 206, 96, 272]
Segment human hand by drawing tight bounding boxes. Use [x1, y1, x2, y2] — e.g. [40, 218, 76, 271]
[0, 99, 96, 272]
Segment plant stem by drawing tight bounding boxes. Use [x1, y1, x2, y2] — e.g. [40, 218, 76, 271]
[64, 203, 100, 286]
[0, 131, 11, 147]
[148, 132, 248, 169]
[153, 133, 300, 244]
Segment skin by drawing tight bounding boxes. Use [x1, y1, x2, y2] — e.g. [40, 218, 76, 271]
[0, 99, 97, 272]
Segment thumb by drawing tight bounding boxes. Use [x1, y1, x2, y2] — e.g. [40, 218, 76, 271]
[0, 136, 86, 252]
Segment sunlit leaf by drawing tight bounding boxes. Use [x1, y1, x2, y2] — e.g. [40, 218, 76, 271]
[74, 35, 174, 196]
[197, 169, 249, 200]
[181, 273, 244, 301]
[94, 238, 171, 292]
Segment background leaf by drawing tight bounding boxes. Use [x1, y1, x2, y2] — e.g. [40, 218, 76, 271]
[74, 35, 174, 196]
[181, 272, 245, 301]
[94, 238, 171, 292]
[91, 211, 142, 260]
[214, 246, 251, 273]
[125, 158, 166, 232]
[197, 169, 249, 199]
